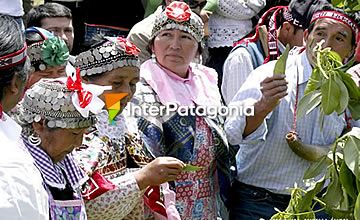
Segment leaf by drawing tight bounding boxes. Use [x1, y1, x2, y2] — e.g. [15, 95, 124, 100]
[321, 78, 341, 115]
[334, 75, 349, 114]
[182, 164, 203, 172]
[297, 90, 322, 118]
[341, 72, 360, 99]
[322, 167, 344, 208]
[273, 44, 290, 75]
[304, 155, 331, 179]
[332, 0, 345, 7]
[297, 178, 325, 211]
[304, 67, 322, 95]
[339, 160, 358, 200]
[349, 99, 360, 120]
[343, 136, 360, 180]
[355, 194, 360, 220]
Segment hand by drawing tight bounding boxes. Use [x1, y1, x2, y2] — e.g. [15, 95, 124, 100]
[258, 74, 288, 114]
[200, 10, 212, 23]
[134, 157, 185, 190]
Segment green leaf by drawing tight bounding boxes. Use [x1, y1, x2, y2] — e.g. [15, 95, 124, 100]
[341, 72, 360, 99]
[298, 178, 325, 211]
[332, 0, 344, 7]
[304, 67, 322, 95]
[322, 167, 343, 208]
[273, 44, 290, 75]
[334, 75, 349, 114]
[297, 90, 322, 119]
[182, 164, 203, 172]
[355, 194, 360, 220]
[321, 78, 341, 115]
[304, 155, 331, 179]
[328, 51, 343, 66]
[349, 99, 360, 120]
[339, 160, 358, 200]
[343, 136, 360, 180]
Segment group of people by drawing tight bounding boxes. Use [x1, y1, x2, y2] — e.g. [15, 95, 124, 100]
[0, 0, 360, 220]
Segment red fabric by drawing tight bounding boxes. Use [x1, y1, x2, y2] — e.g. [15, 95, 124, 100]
[165, 1, 191, 22]
[143, 186, 167, 218]
[82, 171, 116, 200]
[66, 68, 93, 108]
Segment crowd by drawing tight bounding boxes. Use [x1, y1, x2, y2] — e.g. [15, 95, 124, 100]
[0, 0, 359, 219]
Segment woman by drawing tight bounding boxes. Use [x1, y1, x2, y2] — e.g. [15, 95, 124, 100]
[25, 26, 69, 88]
[0, 14, 48, 219]
[14, 75, 107, 219]
[73, 36, 185, 219]
[132, 1, 232, 219]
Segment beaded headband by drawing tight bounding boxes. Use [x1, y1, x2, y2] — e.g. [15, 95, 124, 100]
[75, 36, 140, 77]
[151, 1, 204, 43]
[26, 27, 69, 73]
[16, 65, 110, 131]
[0, 43, 27, 70]
[17, 78, 96, 130]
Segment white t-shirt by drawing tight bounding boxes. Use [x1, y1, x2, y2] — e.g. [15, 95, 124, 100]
[0, 113, 49, 220]
[0, 0, 24, 17]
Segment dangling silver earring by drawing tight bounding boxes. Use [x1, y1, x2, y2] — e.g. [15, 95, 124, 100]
[28, 133, 41, 146]
[151, 53, 156, 64]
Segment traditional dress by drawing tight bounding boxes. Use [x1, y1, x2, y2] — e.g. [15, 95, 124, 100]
[133, 60, 233, 220]
[73, 110, 153, 220]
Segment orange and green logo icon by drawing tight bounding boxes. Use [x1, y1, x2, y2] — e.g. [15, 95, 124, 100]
[104, 93, 128, 123]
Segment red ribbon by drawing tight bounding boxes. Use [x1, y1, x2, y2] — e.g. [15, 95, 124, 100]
[66, 68, 93, 108]
[0, 103, 3, 119]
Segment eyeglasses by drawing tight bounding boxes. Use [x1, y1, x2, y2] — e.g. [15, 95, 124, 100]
[187, 0, 207, 9]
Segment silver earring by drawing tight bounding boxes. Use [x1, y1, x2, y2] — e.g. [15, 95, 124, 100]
[28, 133, 41, 146]
[151, 53, 156, 64]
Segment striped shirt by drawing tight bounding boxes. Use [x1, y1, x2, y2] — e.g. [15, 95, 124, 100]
[225, 51, 360, 194]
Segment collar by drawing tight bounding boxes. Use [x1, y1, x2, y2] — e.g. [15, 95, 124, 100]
[95, 110, 126, 140]
[297, 50, 313, 85]
[141, 60, 222, 107]
[23, 136, 87, 190]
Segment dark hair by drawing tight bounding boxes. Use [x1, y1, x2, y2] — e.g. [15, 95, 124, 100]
[0, 15, 28, 101]
[24, 3, 72, 28]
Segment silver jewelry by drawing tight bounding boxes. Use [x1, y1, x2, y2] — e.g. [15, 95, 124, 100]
[28, 133, 41, 146]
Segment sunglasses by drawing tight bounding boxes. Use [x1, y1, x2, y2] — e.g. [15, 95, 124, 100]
[187, 0, 207, 9]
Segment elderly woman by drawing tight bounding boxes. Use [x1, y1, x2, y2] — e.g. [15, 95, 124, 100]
[132, 1, 232, 219]
[0, 14, 48, 219]
[73, 36, 185, 219]
[14, 75, 107, 219]
[25, 26, 69, 88]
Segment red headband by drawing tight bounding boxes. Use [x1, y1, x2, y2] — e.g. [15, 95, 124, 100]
[311, 10, 359, 38]
[0, 43, 27, 70]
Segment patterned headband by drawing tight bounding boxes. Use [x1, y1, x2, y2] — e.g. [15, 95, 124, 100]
[0, 43, 27, 70]
[26, 27, 69, 73]
[75, 37, 140, 77]
[152, 1, 204, 42]
[311, 10, 359, 38]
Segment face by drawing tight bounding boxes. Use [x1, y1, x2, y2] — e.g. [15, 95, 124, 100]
[153, 29, 198, 77]
[33, 123, 87, 163]
[187, 0, 207, 15]
[41, 17, 74, 52]
[85, 66, 140, 114]
[304, 18, 354, 65]
[26, 66, 66, 88]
